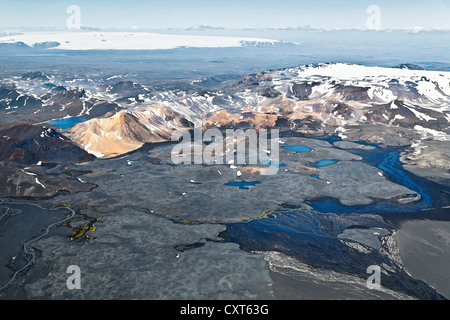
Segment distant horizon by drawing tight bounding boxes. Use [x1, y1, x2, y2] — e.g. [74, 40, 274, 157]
[0, 0, 449, 31]
[2, 25, 450, 33]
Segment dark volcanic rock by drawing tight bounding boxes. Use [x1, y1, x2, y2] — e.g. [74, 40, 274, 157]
[0, 86, 43, 109]
[259, 86, 281, 98]
[291, 82, 320, 100]
[51, 85, 68, 93]
[0, 162, 93, 198]
[32, 41, 60, 49]
[332, 103, 354, 119]
[332, 84, 370, 101]
[21, 71, 50, 81]
[44, 87, 86, 102]
[40, 87, 91, 116]
[114, 95, 145, 104]
[0, 87, 20, 108]
[291, 116, 324, 133]
[0, 124, 95, 165]
[88, 102, 123, 118]
[274, 117, 291, 129]
[396, 64, 425, 70]
[108, 81, 144, 95]
[0, 42, 30, 49]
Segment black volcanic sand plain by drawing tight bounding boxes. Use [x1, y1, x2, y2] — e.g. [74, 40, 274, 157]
[2, 131, 449, 299]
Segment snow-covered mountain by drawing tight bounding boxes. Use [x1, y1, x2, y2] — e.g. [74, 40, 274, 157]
[2, 63, 450, 158]
[61, 63, 450, 158]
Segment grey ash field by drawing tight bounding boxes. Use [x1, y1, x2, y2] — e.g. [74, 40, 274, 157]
[1, 45, 450, 300]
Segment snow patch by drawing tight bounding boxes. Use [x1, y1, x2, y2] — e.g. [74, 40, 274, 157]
[414, 125, 450, 141]
[35, 177, 46, 189]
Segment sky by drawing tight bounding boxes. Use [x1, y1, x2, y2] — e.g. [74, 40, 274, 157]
[0, 0, 449, 31]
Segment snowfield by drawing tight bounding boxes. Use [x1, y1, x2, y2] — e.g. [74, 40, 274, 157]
[0, 31, 278, 50]
[273, 63, 450, 110]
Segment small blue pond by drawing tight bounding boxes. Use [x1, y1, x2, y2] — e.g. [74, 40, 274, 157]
[224, 181, 261, 190]
[314, 160, 338, 167]
[282, 145, 312, 152]
[46, 117, 88, 130]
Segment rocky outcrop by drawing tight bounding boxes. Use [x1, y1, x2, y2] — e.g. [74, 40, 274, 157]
[0, 124, 95, 165]
[400, 140, 450, 183]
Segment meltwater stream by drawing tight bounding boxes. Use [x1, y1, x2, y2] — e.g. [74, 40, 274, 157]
[219, 145, 448, 299]
[308, 147, 433, 214]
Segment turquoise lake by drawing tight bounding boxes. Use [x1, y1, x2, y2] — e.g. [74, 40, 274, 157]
[282, 145, 312, 152]
[46, 117, 88, 130]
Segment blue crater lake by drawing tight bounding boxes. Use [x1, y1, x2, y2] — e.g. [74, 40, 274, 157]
[46, 117, 88, 130]
[282, 145, 312, 152]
